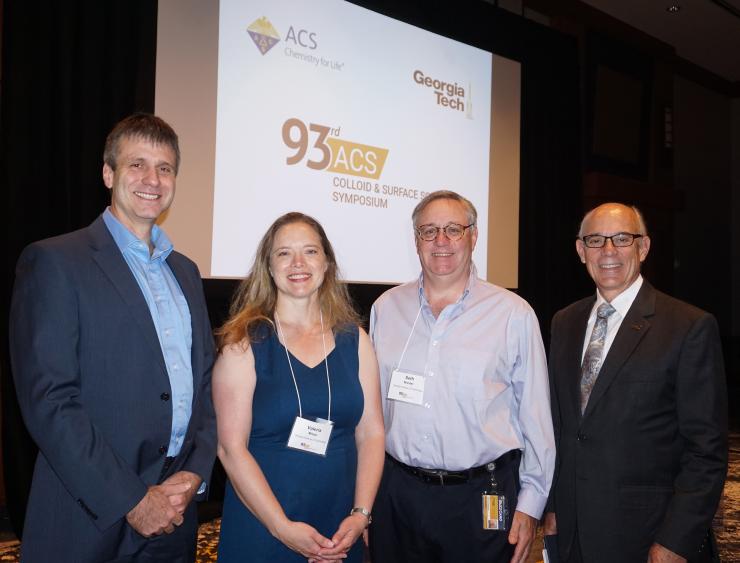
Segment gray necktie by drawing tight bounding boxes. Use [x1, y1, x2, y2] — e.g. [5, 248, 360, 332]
[580, 302, 616, 413]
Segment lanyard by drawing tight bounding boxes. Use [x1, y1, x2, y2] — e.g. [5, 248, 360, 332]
[275, 310, 332, 422]
[395, 303, 423, 372]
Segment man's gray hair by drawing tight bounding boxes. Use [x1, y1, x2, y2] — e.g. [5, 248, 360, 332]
[412, 190, 477, 228]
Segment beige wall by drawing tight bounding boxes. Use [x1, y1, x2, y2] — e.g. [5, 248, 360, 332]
[155, 0, 219, 276]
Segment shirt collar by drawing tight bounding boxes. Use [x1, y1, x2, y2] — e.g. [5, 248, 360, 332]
[416, 263, 478, 310]
[592, 274, 643, 320]
[102, 207, 173, 262]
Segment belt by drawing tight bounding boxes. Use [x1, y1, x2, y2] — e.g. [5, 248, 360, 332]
[386, 450, 520, 486]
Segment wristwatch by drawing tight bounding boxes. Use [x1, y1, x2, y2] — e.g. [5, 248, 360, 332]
[350, 506, 372, 525]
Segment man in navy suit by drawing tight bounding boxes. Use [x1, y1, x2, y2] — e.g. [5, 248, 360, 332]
[10, 114, 216, 562]
[544, 203, 727, 562]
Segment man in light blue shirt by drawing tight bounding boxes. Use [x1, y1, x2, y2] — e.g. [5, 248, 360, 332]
[10, 114, 216, 562]
[368, 190, 555, 563]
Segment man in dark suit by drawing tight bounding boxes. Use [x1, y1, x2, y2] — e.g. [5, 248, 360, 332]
[544, 203, 727, 563]
[9, 114, 216, 562]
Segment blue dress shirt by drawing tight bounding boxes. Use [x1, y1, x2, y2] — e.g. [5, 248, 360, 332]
[103, 208, 193, 457]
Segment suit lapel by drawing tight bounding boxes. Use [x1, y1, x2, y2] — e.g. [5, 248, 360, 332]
[88, 217, 169, 378]
[581, 282, 655, 420]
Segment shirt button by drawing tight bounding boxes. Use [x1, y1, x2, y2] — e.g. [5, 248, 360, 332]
[161, 392, 170, 401]
[158, 445, 167, 455]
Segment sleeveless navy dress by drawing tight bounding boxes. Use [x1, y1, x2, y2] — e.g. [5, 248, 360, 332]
[218, 325, 364, 562]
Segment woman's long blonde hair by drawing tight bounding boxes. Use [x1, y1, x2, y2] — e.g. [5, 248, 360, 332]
[216, 212, 359, 351]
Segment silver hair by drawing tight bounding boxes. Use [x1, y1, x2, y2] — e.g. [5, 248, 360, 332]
[412, 190, 477, 228]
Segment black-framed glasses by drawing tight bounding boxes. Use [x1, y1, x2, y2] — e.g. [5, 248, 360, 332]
[416, 223, 475, 241]
[580, 232, 643, 248]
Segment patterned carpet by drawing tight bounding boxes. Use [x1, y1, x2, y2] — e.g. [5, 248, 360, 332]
[177, 432, 740, 562]
[1, 433, 739, 562]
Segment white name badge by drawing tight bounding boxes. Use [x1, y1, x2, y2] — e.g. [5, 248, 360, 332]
[287, 416, 333, 456]
[387, 369, 425, 405]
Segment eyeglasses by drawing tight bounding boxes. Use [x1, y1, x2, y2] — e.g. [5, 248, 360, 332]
[580, 232, 643, 248]
[416, 223, 475, 242]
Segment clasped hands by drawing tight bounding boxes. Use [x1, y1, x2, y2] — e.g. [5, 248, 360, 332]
[126, 470, 201, 537]
[274, 512, 368, 562]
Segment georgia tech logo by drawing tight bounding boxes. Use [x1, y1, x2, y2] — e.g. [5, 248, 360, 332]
[413, 70, 472, 118]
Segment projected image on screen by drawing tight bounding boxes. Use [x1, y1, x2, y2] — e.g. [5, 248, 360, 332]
[212, 0, 492, 283]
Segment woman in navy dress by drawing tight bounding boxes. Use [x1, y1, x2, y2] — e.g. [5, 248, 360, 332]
[213, 212, 385, 562]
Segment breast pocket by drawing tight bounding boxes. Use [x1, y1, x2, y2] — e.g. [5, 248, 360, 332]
[611, 368, 674, 415]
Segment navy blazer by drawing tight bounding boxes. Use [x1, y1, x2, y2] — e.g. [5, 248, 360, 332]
[548, 281, 727, 562]
[9, 216, 216, 562]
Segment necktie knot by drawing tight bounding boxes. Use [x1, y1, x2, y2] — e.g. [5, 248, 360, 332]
[597, 302, 616, 320]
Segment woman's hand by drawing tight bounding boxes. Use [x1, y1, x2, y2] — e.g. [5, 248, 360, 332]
[307, 513, 367, 561]
[274, 520, 340, 560]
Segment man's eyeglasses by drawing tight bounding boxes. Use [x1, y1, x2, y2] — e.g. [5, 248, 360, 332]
[416, 223, 475, 242]
[580, 232, 643, 248]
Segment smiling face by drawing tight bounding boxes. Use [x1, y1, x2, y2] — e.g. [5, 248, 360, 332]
[576, 203, 650, 302]
[415, 198, 477, 283]
[269, 221, 329, 302]
[103, 135, 177, 240]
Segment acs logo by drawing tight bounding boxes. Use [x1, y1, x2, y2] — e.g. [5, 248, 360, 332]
[247, 17, 318, 55]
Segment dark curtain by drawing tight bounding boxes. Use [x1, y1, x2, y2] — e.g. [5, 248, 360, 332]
[1, 0, 158, 536]
[517, 19, 591, 342]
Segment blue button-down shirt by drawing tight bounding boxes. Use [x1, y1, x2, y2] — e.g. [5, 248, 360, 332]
[103, 208, 193, 457]
[370, 265, 555, 518]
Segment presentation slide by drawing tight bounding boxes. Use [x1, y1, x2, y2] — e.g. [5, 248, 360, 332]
[155, 0, 521, 287]
[212, 0, 492, 283]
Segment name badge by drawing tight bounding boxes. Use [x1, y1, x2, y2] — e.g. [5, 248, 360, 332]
[387, 369, 425, 405]
[287, 416, 333, 456]
[482, 493, 508, 531]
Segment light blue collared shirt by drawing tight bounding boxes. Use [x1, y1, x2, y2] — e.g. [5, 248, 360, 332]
[103, 208, 193, 457]
[370, 265, 555, 518]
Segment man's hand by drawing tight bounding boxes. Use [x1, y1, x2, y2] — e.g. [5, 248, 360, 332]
[161, 470, 201, 514]
[126, 480, 191, 537]
[648, 543, 687, 563]
[508, 510, 536, 563]
[543, 511, 557, 535]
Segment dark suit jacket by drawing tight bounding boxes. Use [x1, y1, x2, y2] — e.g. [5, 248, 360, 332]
[548, 281, 727, 563]
[9, 216, 217, 562]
